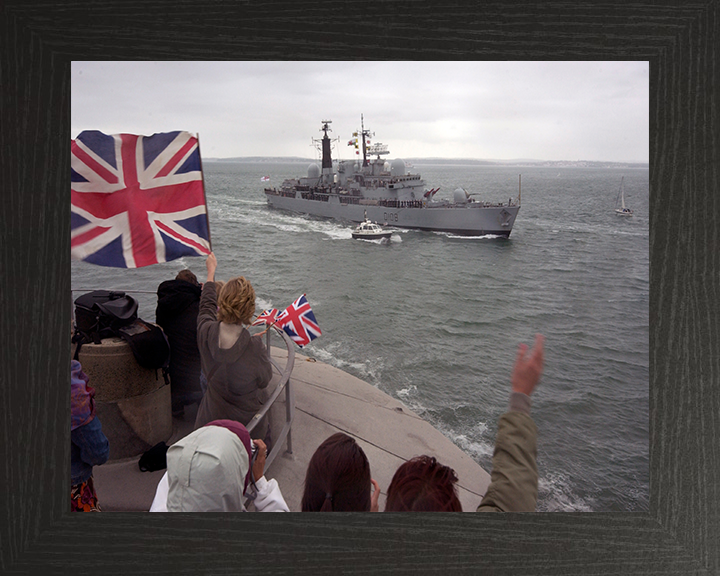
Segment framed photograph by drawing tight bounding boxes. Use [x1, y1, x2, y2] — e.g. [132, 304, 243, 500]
[1, 2, 716, 574]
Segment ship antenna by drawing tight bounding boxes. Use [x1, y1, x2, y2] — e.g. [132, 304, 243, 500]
[360, 114, 373, 167]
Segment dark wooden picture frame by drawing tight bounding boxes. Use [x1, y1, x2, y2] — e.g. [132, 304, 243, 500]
[1, 2, 717, 574]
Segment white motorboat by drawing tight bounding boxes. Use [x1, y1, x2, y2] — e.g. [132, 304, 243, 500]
[352, 217, 392, 240]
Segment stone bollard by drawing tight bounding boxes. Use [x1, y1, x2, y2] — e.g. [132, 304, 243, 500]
[75, 336, 172, 460]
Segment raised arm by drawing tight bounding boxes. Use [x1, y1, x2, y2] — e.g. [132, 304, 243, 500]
[197, 253, 220, 342]
[477, 334, 544, 512]
[205, 251, 217, 283]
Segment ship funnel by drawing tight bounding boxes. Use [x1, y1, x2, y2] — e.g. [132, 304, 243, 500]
[320, 121, 333, 171]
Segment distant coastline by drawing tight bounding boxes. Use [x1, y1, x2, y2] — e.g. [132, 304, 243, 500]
[203, 156, 649, 169]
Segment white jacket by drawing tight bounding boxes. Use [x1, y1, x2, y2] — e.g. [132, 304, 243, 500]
[149, 425, 289, 512]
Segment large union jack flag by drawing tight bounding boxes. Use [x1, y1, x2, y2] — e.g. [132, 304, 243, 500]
[275, 294, 322, 348]
[71, 130, 211, 268]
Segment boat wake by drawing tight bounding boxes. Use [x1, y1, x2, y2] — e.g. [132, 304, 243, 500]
[259, 211, 356, 240]
[355, 235, 400, 245]
[435, 231, 503, 240]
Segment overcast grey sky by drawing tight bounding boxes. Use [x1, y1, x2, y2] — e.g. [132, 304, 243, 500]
[71, 61, 648, 163]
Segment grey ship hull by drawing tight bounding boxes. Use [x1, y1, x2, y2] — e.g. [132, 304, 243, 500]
[265, 118, 521, 237]
[265, 192, 519, 237]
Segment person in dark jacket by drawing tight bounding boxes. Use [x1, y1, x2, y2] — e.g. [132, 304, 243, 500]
[71, 360, 109, 511]
[156, 269, 203, 416]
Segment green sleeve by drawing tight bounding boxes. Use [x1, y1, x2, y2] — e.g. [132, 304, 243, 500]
[477, 410, 538, 512]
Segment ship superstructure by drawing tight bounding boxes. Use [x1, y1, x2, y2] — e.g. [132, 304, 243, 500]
[264, 117, 521, 237]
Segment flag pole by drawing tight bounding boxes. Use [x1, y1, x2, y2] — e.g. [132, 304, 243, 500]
[196, 132, 212, 251]
[257, 316, 282, 337]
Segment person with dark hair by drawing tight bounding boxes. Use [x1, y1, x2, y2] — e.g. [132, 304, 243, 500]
[156, 268, 203, 416]
[301, 432, 381, 512]
[71, 360, 109, 511]
[149, 419, 288, 512]
[385, 455, 462, 512]
[194, 253, 273, 442]
[384, 334, 545, 512]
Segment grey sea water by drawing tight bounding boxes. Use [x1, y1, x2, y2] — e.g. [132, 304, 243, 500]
[71, 161, 649, 512]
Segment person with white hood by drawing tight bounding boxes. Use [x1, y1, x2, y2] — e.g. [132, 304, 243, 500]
[149, 419, 289, 512]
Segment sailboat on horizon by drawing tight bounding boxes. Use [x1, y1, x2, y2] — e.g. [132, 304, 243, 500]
[614, 176, 633, 217]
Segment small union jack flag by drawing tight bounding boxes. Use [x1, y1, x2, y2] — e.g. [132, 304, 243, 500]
[252, 308, 279, 327]
[275, 294, 322, 348]
[71, 130, 211, 268]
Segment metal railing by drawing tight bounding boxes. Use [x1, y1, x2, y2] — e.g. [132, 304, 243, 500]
[246, 326, 296, 471]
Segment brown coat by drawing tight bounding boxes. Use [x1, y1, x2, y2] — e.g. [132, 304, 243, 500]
[194, 282, 273, 434]
[477, 409, 538, 512]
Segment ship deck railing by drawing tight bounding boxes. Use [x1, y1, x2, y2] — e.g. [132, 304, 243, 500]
[247, 326, 296, 474]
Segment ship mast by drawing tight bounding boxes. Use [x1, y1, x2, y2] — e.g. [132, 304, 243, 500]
[360, 114, 373, 167]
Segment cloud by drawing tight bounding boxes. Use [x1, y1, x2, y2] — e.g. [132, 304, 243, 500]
[72, 61, 648, 162]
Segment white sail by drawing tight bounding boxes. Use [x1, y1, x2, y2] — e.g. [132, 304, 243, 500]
[615, 177, 633, 217]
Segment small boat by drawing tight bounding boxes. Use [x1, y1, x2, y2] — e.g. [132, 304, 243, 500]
[352, 215, 392, 240]
[614, 176, 633, 216]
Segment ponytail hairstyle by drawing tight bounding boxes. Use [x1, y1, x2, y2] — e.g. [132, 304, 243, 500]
[301, 433, 372, 512]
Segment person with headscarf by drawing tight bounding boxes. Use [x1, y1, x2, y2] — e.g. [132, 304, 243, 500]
[301, 432, 381, 512]
[71, 360, 109, 512]
[149, 419, 288, 512]
[155, 268, 203, 416]
[193, 253, 273, 443]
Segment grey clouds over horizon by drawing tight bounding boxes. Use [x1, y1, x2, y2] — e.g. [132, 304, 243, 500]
[72, 61, 649, 163]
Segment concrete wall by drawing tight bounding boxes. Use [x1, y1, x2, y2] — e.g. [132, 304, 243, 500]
[75, 336, 172, 460]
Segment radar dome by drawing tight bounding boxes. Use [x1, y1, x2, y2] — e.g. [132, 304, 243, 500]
[390, 159, 407, 177]
[307, 163, 321, 178]
[453, 187, 469, 203]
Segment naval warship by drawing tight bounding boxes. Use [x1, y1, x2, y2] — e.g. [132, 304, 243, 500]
[264, 118, 522, 237]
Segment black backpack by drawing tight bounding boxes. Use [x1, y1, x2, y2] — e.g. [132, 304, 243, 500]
[72, 291, 170, 383]
[117, 318, 171, 372]
[72, 290, 138, 351]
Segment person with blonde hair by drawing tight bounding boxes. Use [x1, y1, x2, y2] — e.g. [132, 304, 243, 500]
[194, 253, 273, 443]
